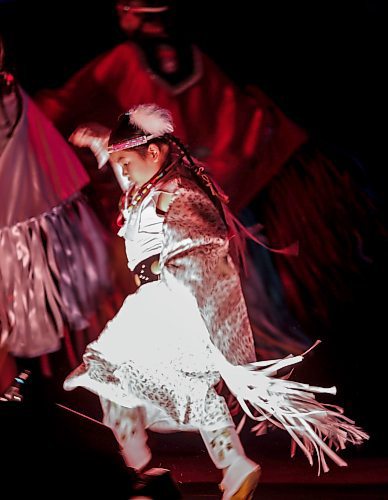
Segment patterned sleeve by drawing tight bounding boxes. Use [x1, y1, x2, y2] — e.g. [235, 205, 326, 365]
[159, 178, 257, 366]
[159, 182, 230, 295]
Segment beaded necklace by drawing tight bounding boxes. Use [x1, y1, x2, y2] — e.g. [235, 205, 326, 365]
[117, 157, 178, 228]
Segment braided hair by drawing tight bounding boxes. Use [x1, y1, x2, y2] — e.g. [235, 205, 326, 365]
[165, 133, 229, 204]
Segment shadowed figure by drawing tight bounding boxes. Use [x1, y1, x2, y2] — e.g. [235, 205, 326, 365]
[0, 37, 116, 392]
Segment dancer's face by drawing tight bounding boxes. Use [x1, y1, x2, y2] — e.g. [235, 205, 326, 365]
[110, 143, 167, 186]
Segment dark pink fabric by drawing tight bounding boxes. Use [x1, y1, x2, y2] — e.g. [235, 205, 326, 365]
[36, 42, 307, 211]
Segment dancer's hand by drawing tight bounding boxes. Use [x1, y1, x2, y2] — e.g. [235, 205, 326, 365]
[69, 123, 111, 168]
[69, 123, 110, 149]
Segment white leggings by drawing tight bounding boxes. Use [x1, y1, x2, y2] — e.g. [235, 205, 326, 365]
[100, 397, 246, 471]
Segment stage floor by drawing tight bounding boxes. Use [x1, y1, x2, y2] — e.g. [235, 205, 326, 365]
[2, 381, 388, 500]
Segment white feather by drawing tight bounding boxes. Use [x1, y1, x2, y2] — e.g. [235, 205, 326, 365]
[128, 104, 174, 137]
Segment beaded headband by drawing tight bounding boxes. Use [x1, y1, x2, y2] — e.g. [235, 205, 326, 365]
[107, 134, 156, 153]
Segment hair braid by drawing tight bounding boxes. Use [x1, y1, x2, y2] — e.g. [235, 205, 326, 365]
[164, 133, 253, 270]
[165, 133, 229, 204]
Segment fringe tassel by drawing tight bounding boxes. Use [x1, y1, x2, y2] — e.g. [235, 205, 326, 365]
[215, 341, 369, 475]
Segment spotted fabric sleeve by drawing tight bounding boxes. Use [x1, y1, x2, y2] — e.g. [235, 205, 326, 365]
[160, 181, 229, 291]
[160, 177, 256, 366]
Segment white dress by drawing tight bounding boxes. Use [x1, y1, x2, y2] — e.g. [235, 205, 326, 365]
[65, 186, 234, 432]
[64, 171, 368, 472]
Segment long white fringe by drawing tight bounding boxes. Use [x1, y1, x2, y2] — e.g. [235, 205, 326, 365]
[215, 341, 369, 475]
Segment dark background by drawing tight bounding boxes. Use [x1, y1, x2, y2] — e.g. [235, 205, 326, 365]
[1, 0, 387, 454]
[0, 0, 385, 192]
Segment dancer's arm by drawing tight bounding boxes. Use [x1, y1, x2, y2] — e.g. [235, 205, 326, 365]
[69, 124, 130, 191]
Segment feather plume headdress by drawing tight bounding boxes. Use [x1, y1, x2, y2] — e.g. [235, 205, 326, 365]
[107, 104, 174, 153]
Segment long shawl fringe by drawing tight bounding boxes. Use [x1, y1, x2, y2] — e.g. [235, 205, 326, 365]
[215, 341, 369, 475]
[0, 193, 111, 358]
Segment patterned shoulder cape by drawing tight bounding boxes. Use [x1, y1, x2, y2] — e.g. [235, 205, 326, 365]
[159, 171, 256, 366]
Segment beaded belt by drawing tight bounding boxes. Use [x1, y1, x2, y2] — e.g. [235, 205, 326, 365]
[132, 254, 161, 288]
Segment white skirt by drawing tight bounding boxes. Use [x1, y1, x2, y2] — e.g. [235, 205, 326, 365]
[65, 273, 369, 471]
[94, 277, 217, 369]
[64, 273, 233, 431]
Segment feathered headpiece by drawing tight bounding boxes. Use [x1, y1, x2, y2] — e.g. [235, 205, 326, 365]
[107, 104, 174, 153]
